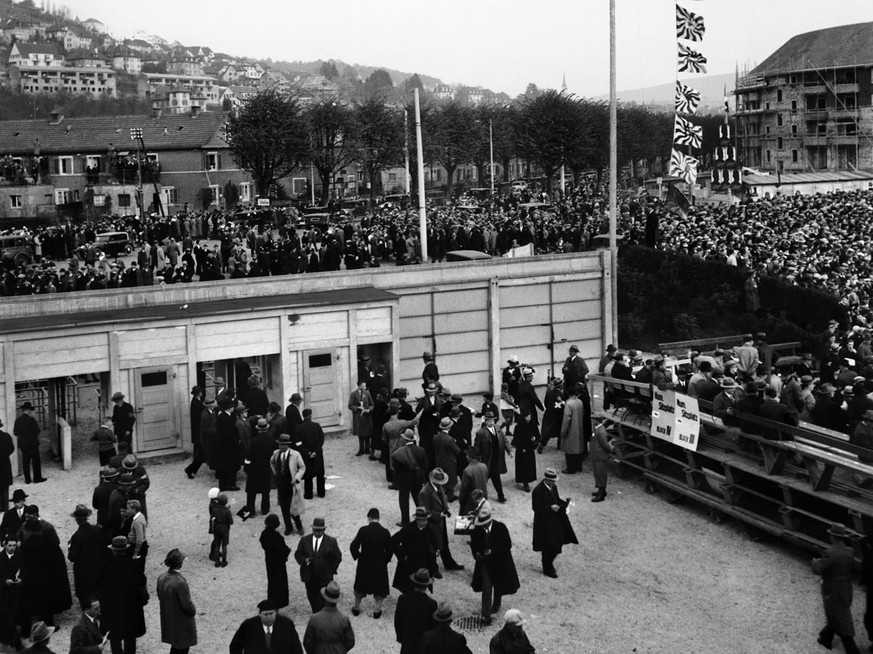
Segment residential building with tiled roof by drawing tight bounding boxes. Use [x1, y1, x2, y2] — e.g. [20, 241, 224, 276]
[0, 112, 254, 220]
[734, 22, 873, 173]
[9, 41, 64, 68]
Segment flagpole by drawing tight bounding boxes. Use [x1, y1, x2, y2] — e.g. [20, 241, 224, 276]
[608, 0, 618, 345]
[414, 88, 428, 262]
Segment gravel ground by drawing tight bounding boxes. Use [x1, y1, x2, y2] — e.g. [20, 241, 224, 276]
[4, 408, 868, 654]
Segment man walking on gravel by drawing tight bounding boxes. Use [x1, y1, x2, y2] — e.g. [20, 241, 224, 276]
[812, 523, 861, 654]
[531, 468, 577, 578]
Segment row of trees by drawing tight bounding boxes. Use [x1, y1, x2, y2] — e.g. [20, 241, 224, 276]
[227, 88, 724, 203]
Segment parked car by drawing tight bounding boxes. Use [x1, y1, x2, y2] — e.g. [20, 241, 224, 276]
[446, 250, 492, 262]
[0, 234, 34, 266]
[94, 231, 133, 256]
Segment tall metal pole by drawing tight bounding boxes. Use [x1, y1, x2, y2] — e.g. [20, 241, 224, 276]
[489, 118, 495, 196]
[404, 109, 411, 196]
[608, 0, 619, 345]
[414, 89, 428, 261]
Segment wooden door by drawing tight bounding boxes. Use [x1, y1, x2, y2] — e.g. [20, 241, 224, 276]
[302, 349, 341, 427]
[134, 367, 177, 452]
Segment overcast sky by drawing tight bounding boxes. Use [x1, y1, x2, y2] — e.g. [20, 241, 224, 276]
[58, 0, 873, 97]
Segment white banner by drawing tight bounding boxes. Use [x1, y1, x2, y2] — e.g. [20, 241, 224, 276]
[650, 389, 700, 451]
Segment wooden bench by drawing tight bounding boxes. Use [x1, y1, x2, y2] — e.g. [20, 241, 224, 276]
[658, 334, 752, 358]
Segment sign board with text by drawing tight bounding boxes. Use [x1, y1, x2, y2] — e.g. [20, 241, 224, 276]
[257, 198, 270, 206]
[650, 389, 699, 452]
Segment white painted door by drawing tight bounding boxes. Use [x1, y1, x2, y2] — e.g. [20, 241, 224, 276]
[134, 367, 177, 452]
[303, 349, 341, 428]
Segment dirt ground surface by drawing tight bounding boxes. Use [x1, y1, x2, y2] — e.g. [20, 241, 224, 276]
[2, 379, 868, 653]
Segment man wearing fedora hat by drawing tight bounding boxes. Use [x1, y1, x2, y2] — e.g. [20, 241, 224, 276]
[14, 402, 45, 485]
[470, 506, 519, 625]
[297, 410, 327, 500]
[303, 581, 355, 654]
[419, 602, 471, 654]
[242, 419, 276, 519]
[433, 418, 462, 502]
[391, 508, 438, 594]
[415, 382, 445, 469]
[382, 401, 422, 487]
[109, 392, 136, 448]
[421, 351, 440, 389]
[18, 505, 71, 629]
[812, 523, 862, 654]
[214, 397, 241, 492]
[418, 468, 464, 574]
[67, 505, 103, 603]
[97, 535, 146, 654]
[21, 621, 55, 654]
[473, 411, 511, 504]
[294, 518, 342, 613]
[0, 534, 23, 651]
[184, 397, 217, 480]
[229, 598, 304, 654]
[284, 393, 304, 437]
[270, 434, 307, 535]
[531, 469, 577, 578]
[394, 568, 437, 654]
[0, 418, 13, 511]
[1, 489, 28, 542]
[391, 429, 429, 527]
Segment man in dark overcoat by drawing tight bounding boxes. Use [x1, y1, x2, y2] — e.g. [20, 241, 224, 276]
[391, 431, 428, 527]
[156, 549, 197, 654]
[473, 412, 512, 504]
[110, 392, 136, 446]
[69, 596, 109, 654]
[0, 420, 13, 511]
[531, 468, 577, 578]
[515, 368, 543, 428]
[92, 467, 118, 533]
[302, 581, 355, 654]
[433, 418, 461, 502]
[0, 489, 28, 542]
[0, 536, 23, 651]
[349, 508, 392, 618]
[284, 393, 304, 437]
[812, 523, 862, 654]
[394, 568, 437, 654]
[14, 402, 44, 484]
[418, 468, 464, 573]
[18, 507, 71, 629]
[214, 399, 241, 492]
[419, 602, 472, 654]
[229, 598, 303, 654]
[97, 536, 146, 654]
[297, 410, 325, 499]
[243, 419, 275, 517]
[470, 507, 519, 624]
[66, 505, 103, 604]
[294, 517, 342, 613]
[415, 383, 444, 469]
[391, 508, 438, 594]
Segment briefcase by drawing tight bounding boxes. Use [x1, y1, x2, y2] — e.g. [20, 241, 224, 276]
[454, 514, 474, 535]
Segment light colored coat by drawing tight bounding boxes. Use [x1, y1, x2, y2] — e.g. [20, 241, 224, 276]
[560, 396, 587, 455]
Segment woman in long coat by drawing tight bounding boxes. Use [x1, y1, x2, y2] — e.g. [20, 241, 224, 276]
[18, 520, 71, 627]
[259, 514, 290, 609]
[512, 410, 538, 492]
[350, 511, 393, 603]
[156, 549, 197, 652]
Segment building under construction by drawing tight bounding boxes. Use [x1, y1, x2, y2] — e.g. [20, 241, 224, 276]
[734, 22, 873, 174]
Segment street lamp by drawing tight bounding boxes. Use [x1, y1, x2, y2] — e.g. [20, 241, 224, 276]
[489, 118, 494, 197]
[130, 128, 144, 218]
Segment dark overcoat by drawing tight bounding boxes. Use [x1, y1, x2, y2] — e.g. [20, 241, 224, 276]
[0, 430, 12, 489]
[19, 524, 72, 618]
[213, 411, 241, 474]
[350, 521, 393, 597]
[394, 590, 437, 654]
[67, 522, 104, 601]
[512, 417, 538, 484]
[812, 540, 858, 636]
[260, 527, 291, 609]
[420, 624, 472, 654]
[470, 520, 520, 596]
[97, 554, 146, 639]
[531, 479, 577, 554]
[391, 524, 437, 593]
[473, 425, 510, 475]
[245, 433, 276, 494]
[156, 570, 197, 648]
[230, 614, 302, 654]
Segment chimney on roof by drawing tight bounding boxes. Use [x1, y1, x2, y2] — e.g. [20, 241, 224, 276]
[190, 105, 201, 117]
[48, 109, 64, 125]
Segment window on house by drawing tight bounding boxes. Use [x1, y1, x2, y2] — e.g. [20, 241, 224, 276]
[778, 137, 784, 149]
[792, 150, 798, 162]
[10, 195, 22, 208]
[777, 90, 782, 102]
[117, 193, 131, 207]
[162, 186, 177, 205]
[85, 155, 101, 170]
[206, 152, 221, 170]
[239, 183, 251, 202]
[766, 150, 771, 163]
[209, 184, 220, 205]
[777, 114, 783, 126]
[54, 188, 71, 204]
[56, 156, 74, 175]
[292, 178, 307, 195]
[792, 124, 798, 135]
